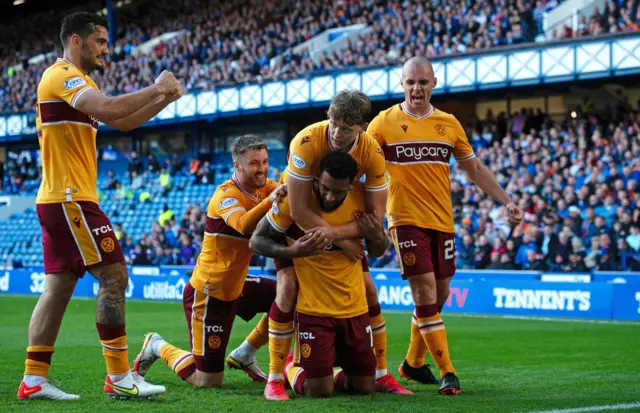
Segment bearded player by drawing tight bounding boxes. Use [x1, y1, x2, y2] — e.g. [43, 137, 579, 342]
[264, 90, 410, 400]
[251, 152, 390, 398]
[18, 12, 183, 400]
[132, 135, 287, 388]
[367, 57, 524, 395]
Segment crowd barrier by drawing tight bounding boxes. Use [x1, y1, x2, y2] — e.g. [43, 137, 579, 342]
[1, 266, 638, 321]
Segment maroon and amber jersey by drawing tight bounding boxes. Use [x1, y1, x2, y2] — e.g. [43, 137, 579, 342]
[281, 120, 388, 193]
[36, 58, 101, 204]
[368, 103, 475, 233]
[191, 175, 278, 301]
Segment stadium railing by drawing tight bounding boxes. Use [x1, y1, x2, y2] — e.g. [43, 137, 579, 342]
[2, 32, 640, 141]
[1, 265, 638, 321]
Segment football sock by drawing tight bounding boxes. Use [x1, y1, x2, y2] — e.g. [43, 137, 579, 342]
[286, 363, 306, 394]
[369, 304, 388, 379]
[160, 343, 196, 380]
[245, 314, 269, 353]
[24, 345, 54, 383]
[405, 312, 428, 368]
[96, 323, 130, 378]
[334, 369, 348, 392]
[415, 304, 455, 377]
[268, 302, 294, 381]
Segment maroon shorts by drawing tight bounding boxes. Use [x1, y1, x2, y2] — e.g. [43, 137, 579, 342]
[391, 226, 456, 280]
[36, 201, 124, 277]
[183, 276, 276, 373]
[275, 256, 369, 273]
[294, 311, 375, 379]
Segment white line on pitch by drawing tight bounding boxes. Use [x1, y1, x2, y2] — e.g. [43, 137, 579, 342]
[523, 402, 640, 413]
[381, 310, 640, 326]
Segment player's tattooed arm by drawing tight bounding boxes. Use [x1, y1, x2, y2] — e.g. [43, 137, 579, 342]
[250, 217, 328, 259]
[89, 261, 128, 325]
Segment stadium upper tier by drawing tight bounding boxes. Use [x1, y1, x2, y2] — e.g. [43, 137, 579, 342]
[2, 0, 639, 114]
[1, 105, 639, 271]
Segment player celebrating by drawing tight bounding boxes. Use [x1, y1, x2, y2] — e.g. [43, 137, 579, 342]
[367, 57, 524, 395]
[264, 90, 410, 400]
[18, 12, 183, 400]
[132, 135, 286, 388]
[251, 152, 390, 398]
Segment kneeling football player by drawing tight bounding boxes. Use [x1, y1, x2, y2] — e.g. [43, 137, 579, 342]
[250, 152, 393, 398]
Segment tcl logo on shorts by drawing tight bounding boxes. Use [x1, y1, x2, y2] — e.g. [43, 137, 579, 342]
[92, 225, 113, 236]
[299, 331, 316, 339]
[398, 240, 417, 249]
[206, 325, 224, 333]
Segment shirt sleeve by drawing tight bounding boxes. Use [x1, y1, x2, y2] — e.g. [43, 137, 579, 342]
[46, 66, 98, 109]
[452, 117, 476, 162]
[363, 136, 388, 192]
[286, 132, 319, 182]
[366, 113, 387, 147]
[209, 186, 247, 226]
[266, 196, 293, 233]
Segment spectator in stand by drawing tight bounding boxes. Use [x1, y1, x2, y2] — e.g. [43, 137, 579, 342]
[6, 0, 635, 114]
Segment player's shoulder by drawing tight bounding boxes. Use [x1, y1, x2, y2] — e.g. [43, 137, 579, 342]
[360, 131, 383, 149]
[270, 194, 290, 217]
[41, 60, 84, 83]
[212, 179, 243, 202]
[292, 120, 328, 146]
[371, 104, 402, 123]
[39, 60, 88, 96]
[431, 106, 461, 125]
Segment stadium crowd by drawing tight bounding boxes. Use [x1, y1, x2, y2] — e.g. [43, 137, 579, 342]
[3, 0, 640, 113]
[7, 103, 637, 272]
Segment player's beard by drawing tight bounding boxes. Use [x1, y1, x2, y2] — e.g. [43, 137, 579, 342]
[314, 180, 346, 212]
[239, 169, 266, 190]
[80, 43, 104, 71]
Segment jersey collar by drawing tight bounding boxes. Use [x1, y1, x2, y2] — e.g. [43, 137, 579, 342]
[400, 102, 434, 119]
[56, 58, 83, 74]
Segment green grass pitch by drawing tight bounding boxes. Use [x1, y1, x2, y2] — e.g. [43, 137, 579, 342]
[1, 295, 639, 413]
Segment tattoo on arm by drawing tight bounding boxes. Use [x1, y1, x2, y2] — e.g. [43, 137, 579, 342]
[249, 217, 296, 259]
[89, 261, 128, 325]
[365, 232, 389, 258]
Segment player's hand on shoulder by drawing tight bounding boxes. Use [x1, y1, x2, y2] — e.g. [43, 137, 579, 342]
[292, 231, 330, 257]
[268, 184, 287, 203]
[505, 202, 524, 227]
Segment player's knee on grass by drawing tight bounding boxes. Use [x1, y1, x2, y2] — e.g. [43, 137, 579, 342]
[275, 266, 298, 313]
[407, 272, 438, 305]
[364, 272, 379, 306]
[347, 375, 375, 395]
[306, 376, 334, 398]
[187, 370, 224, 388]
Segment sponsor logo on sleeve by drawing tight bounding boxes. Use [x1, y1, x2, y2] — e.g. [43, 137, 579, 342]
[291, 154, 307, 169]
[220, 198, 239, 209]
[64, 77, 86, 90]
